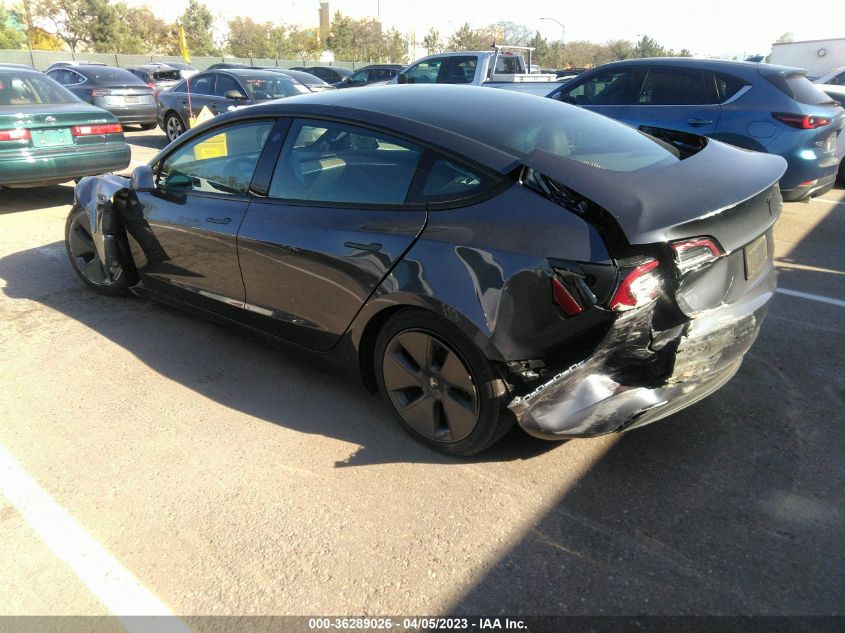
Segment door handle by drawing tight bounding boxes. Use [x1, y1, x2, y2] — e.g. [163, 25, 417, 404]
[344, 241, 382, 252]
[687, 117, 713, 127]
[205, 217, 231, 225]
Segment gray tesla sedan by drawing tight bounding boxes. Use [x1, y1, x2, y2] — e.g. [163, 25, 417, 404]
[65, 85, 785, 455]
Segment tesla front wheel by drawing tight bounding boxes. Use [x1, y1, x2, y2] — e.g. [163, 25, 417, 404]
[164, 113, 184, 142]
[65, 206, 129, 296]
[374, 310, 513, 456]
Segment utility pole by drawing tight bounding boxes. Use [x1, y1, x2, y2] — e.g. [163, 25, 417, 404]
[540, 17, 565, 46]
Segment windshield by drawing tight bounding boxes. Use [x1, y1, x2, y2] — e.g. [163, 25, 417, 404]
[240, 75, 309, 100]
[0, 72, 80, 106]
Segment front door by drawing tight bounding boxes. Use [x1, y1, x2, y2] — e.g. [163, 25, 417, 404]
[125, 119, 276, 313]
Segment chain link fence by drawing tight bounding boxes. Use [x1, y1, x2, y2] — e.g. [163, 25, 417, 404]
[0, 49, 364, 71]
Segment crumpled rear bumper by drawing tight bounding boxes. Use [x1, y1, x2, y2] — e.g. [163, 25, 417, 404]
[508, 263, 775, 440]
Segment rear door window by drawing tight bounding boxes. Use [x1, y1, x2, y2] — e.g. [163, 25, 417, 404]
[269, 119, 422, 205]
[638, 68, 718, 105]
[715, 73, 748, 102]
[419, 158, 496, 202]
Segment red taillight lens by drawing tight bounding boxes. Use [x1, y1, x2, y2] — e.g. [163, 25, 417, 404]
[772, 112, 832, 129]
[88, 89, 112, 97]
[551, 278, 583, 316]
[609, 259, 661, 312]
[671, 237, 724, 275]
[71, 123, 123, 136]
[0, 128, 31, 142]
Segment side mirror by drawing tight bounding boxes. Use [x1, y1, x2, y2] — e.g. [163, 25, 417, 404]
[224, 89, 248, 100]
[130, 164, 155, 192]
[397, 73, 408, 84]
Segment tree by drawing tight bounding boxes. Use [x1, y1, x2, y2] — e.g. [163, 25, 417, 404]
[28, 25, 63, 50]
[606, 39, 634, 61]
[0, 3, 25, 48]
[422, 27, 443, 55]
[227, 17, 273, 58]
[325, 11, 389, 62]
[446, 23, 493, 51]
[492, 21, 531, 46]
[775, 32, 794, 43]
[380, 27, 408, 64]
[112, 4, 172, 54]
[633, 35, 665, 58]
[284, 26, 321, 64]
[32, 0, 117, 52]
[176, 0, 217, 56]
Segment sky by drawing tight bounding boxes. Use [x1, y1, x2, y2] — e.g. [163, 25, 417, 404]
[129, 0, 843, 59]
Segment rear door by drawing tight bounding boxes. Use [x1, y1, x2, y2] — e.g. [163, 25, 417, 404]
[236, 118, 427, 351]
[622, 66, 721, 135]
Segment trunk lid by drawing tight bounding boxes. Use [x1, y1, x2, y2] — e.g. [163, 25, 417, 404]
[526, 138, 787, 254]
[0, 103, 122, 152]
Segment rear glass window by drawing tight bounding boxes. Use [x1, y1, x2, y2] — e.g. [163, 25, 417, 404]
[0, 72, 79, 106]
[784, 73, 837, 105]
[152, 70, 181, 82]
[80, 67, 146, 85]
[465, 96, 679, 172]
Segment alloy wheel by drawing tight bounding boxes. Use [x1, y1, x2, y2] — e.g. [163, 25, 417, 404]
[67, 212, 121, 286]
[382, 330, 479, 443]
[165, 115, 183, 141]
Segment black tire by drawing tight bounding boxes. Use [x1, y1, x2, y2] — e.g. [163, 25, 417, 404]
[837, 158, 844, 185]
[65, 205, 129, 296]
[164, 112, 185, 142]
[374, 309, 514, 456]
[138, 123, 157, 131]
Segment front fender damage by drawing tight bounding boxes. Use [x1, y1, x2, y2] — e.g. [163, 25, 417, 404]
[74, 174, 132, 279]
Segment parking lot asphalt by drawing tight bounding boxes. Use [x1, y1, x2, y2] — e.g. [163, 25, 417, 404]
[0, 129, 843, 619]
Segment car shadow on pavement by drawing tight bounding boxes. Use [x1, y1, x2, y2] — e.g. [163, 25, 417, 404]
[0, 185, 74, 214]
[0, 240, 559, 467]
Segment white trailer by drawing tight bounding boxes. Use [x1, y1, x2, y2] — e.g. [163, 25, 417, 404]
[769, 38, 845, 79]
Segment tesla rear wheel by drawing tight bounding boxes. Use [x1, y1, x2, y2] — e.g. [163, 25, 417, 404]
[164, 113, 184, 142]
[65, 206, 129, 296]
[374, 310, 513, 456]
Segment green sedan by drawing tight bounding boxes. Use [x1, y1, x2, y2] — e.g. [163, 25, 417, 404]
[0, 67, 130, 188]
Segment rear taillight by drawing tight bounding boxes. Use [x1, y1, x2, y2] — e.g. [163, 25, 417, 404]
[609, 259, 661, 312]
[772, 112, 832, 129]
[88, 89, 112, 97]
[71, 123, 123, 136]
[0, 128, 31, 142]
[671, 237, 724, 275]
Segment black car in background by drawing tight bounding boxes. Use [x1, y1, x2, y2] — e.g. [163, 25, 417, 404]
[303, 66, 353, 83]
[156, 68, 309, 141]
[68, 85, 785, 456]
[46, 65, 157, 129]
[334, 64, 403, 88]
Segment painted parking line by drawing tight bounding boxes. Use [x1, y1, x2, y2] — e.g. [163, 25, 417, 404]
[776, 287, 845, 308]
[0, 445, 192, 633]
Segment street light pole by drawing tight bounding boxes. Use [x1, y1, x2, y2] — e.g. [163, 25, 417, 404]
[540, 17, 565, 46]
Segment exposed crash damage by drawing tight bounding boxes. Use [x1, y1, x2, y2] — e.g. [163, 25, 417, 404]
[64, 85, 790, 455]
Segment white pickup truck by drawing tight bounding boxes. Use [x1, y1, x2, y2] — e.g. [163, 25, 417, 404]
[395, 45, 558, 86]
